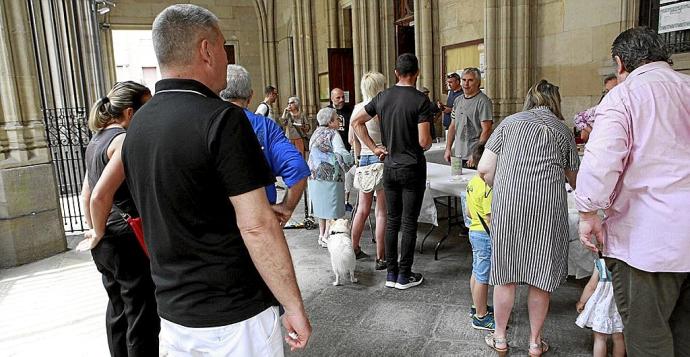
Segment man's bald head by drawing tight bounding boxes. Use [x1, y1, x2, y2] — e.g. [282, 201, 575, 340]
[330, 88, 345, 109]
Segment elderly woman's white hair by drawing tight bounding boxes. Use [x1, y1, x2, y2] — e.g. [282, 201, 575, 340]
[288, 96, 301, 107]
[316, 107, 337, 126]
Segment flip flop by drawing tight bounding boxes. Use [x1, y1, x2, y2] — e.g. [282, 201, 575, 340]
[485, 333, 508, 356]
[528, 340, 549, 356]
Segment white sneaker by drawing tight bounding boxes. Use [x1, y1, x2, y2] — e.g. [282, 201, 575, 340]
[318, 236, 328, 248]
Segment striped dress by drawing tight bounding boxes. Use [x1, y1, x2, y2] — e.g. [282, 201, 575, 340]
[487, 107, 580, 292]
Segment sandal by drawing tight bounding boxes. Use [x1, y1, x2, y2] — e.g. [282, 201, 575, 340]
[528, 340, 549, 356]
[485, 333, 508, 356]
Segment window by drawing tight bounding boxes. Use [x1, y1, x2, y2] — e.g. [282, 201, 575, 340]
[224, 45, 236, 64]
[639, 0, 690, 53]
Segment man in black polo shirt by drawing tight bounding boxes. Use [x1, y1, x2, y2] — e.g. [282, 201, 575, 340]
[121, 4, 310, 355]
[351, 53, 433, 290]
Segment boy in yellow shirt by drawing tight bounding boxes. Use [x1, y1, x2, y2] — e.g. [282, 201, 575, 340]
[465, 143, 495, 330]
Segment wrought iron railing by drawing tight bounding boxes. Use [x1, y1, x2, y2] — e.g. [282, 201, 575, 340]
[639, 0, 690, 54]
[43, 107, 91, 232]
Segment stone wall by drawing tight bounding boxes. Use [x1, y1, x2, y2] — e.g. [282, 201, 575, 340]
[534, 0, 625, 127]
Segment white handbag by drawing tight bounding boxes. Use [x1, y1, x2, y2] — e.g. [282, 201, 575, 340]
[353, 163, 384, 193]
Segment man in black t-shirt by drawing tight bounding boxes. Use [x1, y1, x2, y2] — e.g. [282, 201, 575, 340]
[328, 88, 353, 152]
[121, 4, 310, 354]
[351, 53, 433, 290]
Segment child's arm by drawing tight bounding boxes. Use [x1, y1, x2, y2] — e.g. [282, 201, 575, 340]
[576, 269, 599, 313]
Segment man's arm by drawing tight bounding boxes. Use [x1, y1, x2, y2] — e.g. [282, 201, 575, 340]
[418, 122, 432, 150]
[230, 188, 311, 349]
[574, 94, 631, 253]
[444, 119, 456, 162]
[479, 120, 493, 143]
[273, 178, 307, 225]
[264, 117, 310, 223]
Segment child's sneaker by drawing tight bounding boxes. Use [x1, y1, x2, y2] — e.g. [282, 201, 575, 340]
[385, 271, 397, 288]
[469, 305, 494, 317]
[394, 272, 424, 290]
[472, 313, 496, 331]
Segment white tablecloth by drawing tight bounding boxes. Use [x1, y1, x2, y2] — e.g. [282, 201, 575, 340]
[420, 162, 595, 277]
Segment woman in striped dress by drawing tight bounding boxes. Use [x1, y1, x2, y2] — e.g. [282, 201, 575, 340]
[478, 80, 579, 356]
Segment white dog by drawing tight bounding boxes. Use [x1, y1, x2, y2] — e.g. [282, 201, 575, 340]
[327, 219, 358, 286]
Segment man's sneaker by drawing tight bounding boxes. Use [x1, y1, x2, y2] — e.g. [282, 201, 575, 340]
[375, 259, 387, 270]
[385, 271, 397, 288]
[318, 236, 328, 248]
[472, 313, 496, 331]
[394, 272, 424, 290]
[469, 305, 494, 317]
[354, 248, 369, 260]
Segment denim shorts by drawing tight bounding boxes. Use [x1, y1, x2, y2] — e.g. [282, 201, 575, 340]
[359, 154, 381, 167]
[469, 230, 492, 284]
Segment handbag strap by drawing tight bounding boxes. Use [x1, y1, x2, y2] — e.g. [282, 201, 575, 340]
[477, 214, 491, 235]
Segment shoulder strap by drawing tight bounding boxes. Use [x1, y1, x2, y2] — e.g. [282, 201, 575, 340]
[477, 214, 490, 235]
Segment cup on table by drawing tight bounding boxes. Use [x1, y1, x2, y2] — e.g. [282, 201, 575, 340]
[450, 156, 462, 181]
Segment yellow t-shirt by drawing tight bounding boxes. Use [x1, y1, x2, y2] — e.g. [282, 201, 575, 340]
[466, 175, 492, 232]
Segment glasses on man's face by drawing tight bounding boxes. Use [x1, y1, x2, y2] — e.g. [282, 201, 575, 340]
[288, 102, 296, 105]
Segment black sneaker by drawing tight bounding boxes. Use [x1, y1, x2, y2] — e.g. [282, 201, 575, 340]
[385, 271, 397, 288]
[394, 272, 424, 290]
[375, 259, 387, 270]
[345, 202, 354, 212]
[354, 248, 369, 260]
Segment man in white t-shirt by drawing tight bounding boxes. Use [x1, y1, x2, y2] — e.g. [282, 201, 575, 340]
[255, 85, 278, 121]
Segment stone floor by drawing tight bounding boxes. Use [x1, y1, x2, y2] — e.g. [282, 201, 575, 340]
[0, 200, 595, 356]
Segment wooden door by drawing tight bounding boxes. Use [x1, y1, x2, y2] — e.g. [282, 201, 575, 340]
[327, 48, 355, 105]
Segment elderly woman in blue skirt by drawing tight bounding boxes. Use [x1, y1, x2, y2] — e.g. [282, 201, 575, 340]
[308, 107, 354, 247]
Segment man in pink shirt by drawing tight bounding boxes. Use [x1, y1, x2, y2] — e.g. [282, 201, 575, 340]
[575, 27, 690, 356]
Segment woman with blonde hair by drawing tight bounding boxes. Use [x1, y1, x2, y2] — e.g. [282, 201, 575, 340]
[478, 80, 579, 356]
[79, 81, 159, 356]
[349, 71, 388, 269]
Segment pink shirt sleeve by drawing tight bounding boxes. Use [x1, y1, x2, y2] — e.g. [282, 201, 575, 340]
[574, 92, 632, 212]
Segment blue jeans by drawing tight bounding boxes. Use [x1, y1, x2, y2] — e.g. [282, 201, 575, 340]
[383, 164, 426, 276]
[359, 154, 381, 167]
[469, 230, 491, 284]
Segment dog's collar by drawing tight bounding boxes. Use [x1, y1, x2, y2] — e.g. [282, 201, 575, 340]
[329, 231, 348, 235]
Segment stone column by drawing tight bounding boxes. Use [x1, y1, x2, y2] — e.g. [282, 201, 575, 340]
[414, 0, 434, 97]
[291, 0, 319, 116]
[350, 0, 392, 101]
[485, 0, 534, 121]
[0, 1, 66, 267]
[327, 0, 340, 47]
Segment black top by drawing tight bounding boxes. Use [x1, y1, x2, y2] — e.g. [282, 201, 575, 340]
[328, 104, 353, 151]
[84, 127, 136, 235]
[364, 85, 434, 168]
[122, 78, 277, 327]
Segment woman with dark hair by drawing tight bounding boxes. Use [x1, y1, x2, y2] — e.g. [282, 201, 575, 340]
[79, 81, 159, 356]
[478, 80, 579, 356]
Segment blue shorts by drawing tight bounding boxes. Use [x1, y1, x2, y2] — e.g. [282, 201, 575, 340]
[469, 230, 492, 284]
[359, 154, 381, 167]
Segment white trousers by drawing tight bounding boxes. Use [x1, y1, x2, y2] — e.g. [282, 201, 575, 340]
[160, 306, 284, 357]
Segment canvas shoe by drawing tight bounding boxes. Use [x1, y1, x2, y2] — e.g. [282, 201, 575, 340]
[385, 271, 397, 288]
[318, 236, 328, 248]
[469, 305, 494, 317]
[375, 259, 387, 270]
[394, 272, 424, 290]
[472, 313, 496, 331]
